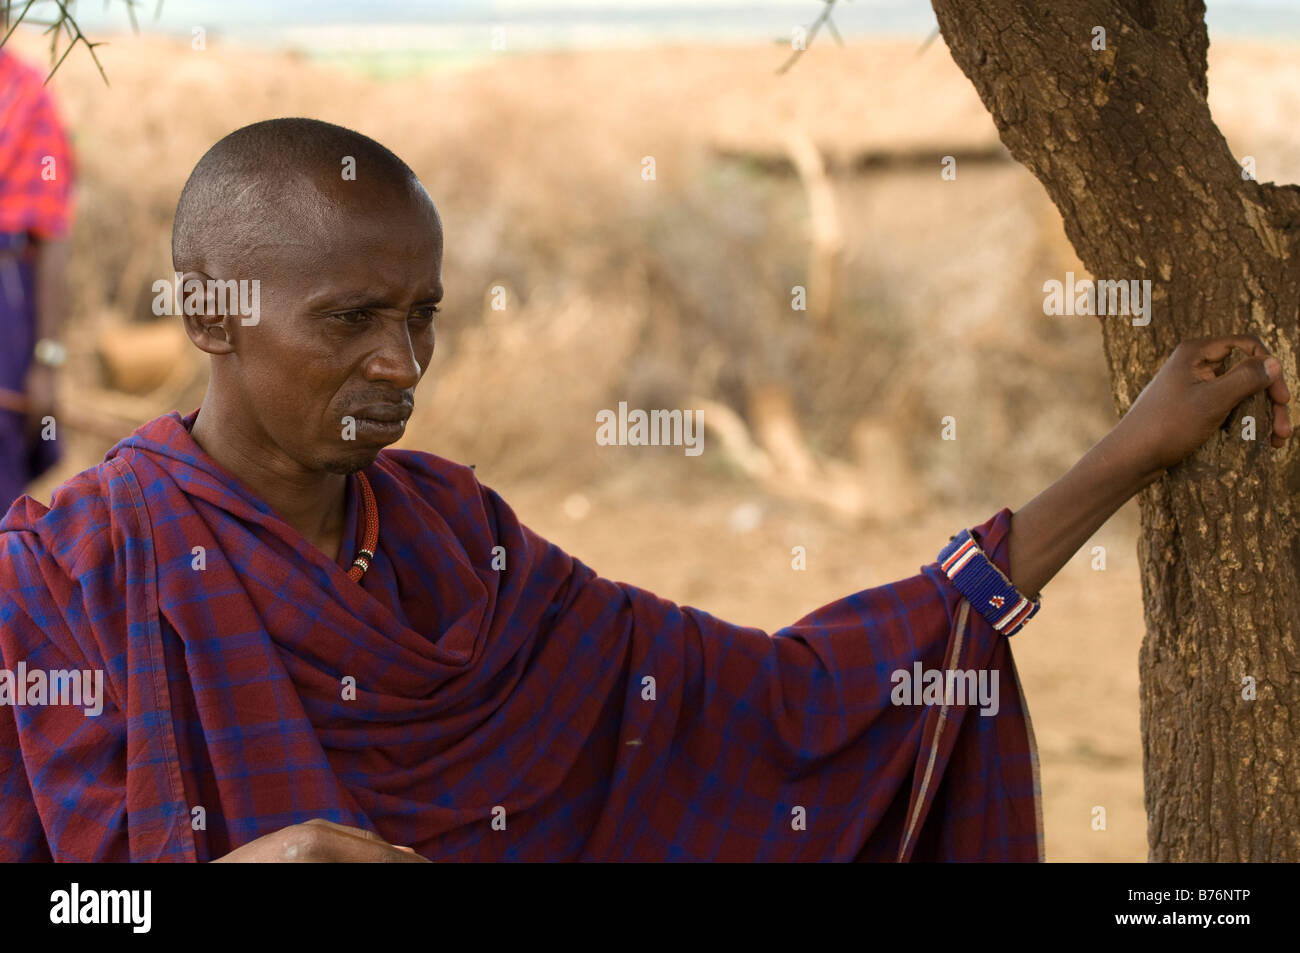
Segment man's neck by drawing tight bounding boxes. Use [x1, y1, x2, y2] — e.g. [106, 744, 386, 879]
[189, 402, 348, 561]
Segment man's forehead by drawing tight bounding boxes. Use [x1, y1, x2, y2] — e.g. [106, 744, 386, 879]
[249, 171, 439, 244]
[195, 169, 443, 291]
[304, 278, 445, 308]
[250, 198, 441, 265]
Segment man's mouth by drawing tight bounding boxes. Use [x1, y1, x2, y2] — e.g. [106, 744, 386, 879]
[351, 403, 413, 424]
[353, 418, 407, 442]
[349, 404, 413, 442]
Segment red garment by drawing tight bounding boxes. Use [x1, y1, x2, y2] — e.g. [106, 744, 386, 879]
[0, 411, 1044, 861]
[0, 47, 75, 239]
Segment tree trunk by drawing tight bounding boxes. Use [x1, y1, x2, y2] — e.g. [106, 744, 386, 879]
[930, 0, 1300, 860]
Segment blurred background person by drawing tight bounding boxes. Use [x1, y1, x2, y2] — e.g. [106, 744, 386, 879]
[0, 44, 74, 513]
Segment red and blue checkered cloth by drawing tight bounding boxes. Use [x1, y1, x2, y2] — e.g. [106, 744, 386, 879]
[0, 48, 74, 240]
[0, 411, 1043, 860]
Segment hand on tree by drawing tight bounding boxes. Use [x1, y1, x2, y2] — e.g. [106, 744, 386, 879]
[1110, 335, 1292, 478]
[211, 818, 430, 862]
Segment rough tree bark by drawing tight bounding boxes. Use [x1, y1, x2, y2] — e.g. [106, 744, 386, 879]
[930, 0, 1300, 860]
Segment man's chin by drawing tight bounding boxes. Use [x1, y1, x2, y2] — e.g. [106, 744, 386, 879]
[321, 447, 385, 475]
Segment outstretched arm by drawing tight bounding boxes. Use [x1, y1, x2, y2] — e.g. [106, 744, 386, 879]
[1006, 335, 1291, 598]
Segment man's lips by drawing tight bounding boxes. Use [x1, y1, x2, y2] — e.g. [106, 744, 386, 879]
[350, 405, 413, 424]
[347, 404, 413, 443]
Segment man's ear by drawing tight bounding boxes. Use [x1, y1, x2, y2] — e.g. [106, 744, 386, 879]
[178, 271, 236, 355]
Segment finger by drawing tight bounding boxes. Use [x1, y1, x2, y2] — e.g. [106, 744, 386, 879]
[1274, 401, 1293, 446]
[1264, 359, 1291, 408]
[1209, 354, 1278, 408]
[301, 818, 390, 844]
[302, 818, 376, 834]
[331, 835, 430, 862]
[1251, 355, 1293, 422]
[1195, 335, 1269, 367]
[299, 819, 430, 861]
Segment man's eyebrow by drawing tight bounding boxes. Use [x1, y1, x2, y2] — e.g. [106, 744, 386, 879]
[312, 288, 444, 310]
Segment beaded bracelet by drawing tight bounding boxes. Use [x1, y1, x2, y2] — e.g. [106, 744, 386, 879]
[937, 528, 1041, 637]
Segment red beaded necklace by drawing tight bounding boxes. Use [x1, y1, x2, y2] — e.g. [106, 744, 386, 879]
[346, 472, 379, 582]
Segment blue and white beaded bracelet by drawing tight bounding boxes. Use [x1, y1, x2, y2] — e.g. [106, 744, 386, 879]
[937, 529, 1041, 637]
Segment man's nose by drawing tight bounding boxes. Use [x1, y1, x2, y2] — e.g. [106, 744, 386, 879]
[366, 318, 423, 388]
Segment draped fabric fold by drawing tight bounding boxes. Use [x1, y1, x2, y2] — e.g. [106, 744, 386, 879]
[0, 410, 1042, 861]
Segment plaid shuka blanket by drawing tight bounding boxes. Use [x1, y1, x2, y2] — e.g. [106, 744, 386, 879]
[0, 410, 1043, 860]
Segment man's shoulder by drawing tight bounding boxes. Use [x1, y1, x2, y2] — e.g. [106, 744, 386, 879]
[375, 447, 483, 499]
[373, 448, 523, 542]
[0, 457, 129, 571]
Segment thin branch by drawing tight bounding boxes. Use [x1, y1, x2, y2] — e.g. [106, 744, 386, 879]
[824, 14, 843, 47]
[0, 0, 39, 49]
[776, 0, 843, 75]
[42, 2, 108, 86]
[0, 0, 154, 86]
[916, 25, 940, 56]
[777, 2, 943, 73]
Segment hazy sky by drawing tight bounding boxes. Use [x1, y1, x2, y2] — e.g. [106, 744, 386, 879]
[44, 0, 1300, 46]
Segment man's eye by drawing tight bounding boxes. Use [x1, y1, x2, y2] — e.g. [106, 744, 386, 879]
[410, 306, 440, 322]
[334, 310, 371, 325]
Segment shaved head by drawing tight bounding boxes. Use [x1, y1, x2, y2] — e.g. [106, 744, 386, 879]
[172, 117, 428, 276]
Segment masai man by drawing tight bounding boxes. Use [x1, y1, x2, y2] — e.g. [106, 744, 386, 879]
[0, 118, 1291, 862]
[0, 47, 74, 514]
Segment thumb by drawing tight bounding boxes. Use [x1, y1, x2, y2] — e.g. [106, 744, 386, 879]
[1211, 355, 1280, 409]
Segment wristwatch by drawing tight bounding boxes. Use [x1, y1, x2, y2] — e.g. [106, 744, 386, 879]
[33, 338, 67, 369]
